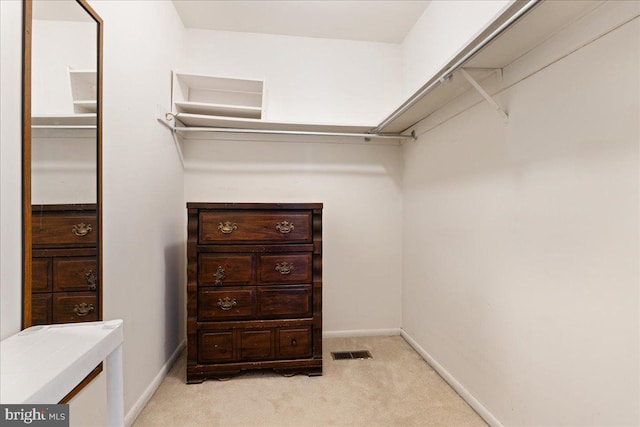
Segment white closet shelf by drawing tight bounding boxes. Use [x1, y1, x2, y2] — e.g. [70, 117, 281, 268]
[32, 114, 96, 126]
[69, 69, 97, 114]
[175, 72, 263, 94]
[174, 101, 262, 119]
[32, 114, 96, 138]
[161, 0, 605, 142]
[73, 100, 97, 114]
[174, 113, 375, 134]
[376, 0, 604, 133]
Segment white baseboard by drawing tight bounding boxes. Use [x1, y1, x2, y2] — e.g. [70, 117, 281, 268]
[323, 328, 401, 338]
[125, 340, 186, 427]
[399, 330, 504, 427]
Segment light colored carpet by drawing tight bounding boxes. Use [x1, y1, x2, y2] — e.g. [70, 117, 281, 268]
[133, 336, 487, 427]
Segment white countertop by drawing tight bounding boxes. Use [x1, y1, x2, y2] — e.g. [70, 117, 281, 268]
[0, 320, 124, 405]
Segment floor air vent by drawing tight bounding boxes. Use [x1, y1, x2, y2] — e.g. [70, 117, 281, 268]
[331, 350, 372, 360]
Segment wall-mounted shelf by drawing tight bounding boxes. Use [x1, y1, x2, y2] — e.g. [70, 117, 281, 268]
[69, 69, 97, 114]
[161, 0, 610, 144]
[174, 101, 262, 119]
[376, 0, 605, 133]
[172, 72, 265, 119]
[174, 113, 375, 134]
[166, 70, 410, 142]
[32, 114, 96, 138]
[72, 100, 97, 114]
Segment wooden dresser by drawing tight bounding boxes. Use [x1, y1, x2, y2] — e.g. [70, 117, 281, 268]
[186, 202, 323, 382]
[31, 204, 99, 325]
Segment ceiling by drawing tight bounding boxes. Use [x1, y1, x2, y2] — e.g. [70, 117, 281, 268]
[172, 1, 431, 44]
[33, 0, 94, 22]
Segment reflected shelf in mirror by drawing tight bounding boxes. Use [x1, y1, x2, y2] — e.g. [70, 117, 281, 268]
[31, 114, 96, 138]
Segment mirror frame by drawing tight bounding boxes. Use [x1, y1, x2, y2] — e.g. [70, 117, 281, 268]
[22, 0, 103, 328]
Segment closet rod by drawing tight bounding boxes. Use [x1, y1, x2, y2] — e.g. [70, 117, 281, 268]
[373, 0, 542, 133]
[171, 126, 414, 141]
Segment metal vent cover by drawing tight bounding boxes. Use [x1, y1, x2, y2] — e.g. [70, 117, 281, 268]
[331, 350, 372, 360]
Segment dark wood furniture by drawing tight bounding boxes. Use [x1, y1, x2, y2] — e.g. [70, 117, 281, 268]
[31, 204, 99, 325]
[186, 202, 323, 382]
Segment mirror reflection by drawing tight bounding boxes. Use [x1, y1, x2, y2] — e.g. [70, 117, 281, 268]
[32, 0, 96, 204]
[29, 0, 100, 326]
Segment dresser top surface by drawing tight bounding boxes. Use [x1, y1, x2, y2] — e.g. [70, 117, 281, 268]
[187, 202, 323, 210]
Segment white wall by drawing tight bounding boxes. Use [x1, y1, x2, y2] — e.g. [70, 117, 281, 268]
[31, 134, 97, 204]
[31, 19, 95, 115]
[30, 18, 97, 205]
[85, 1, 186, 424]
[0, 0, 23, 340]
[182, 29, 403, 125]
[401, 0, 510, 99]
[402, 3, 639, 426]
[183, 137, 403, 334]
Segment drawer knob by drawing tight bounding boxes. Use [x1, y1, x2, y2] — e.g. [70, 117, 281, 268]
[275, 261, 295, 275]
[291, 338, 297, 347]
[275, 221, 295, 234]
[73, 303, 94, 317]
[72, 222, 93, 236]
[218, 221, 237, 234]
[85, 270, 97, 291]
[217, 297, 237, 311]
[214, 266, 226, 285]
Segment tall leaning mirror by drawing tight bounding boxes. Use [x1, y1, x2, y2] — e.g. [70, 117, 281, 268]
[23, 0, 103, 328]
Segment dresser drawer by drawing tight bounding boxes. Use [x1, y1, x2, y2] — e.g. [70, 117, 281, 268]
[52, 293, 98, 323]
[278, 327, 312, 359]
[199, 254, 253, 286]
[199, 211, 311, 244]
[197, 326, 311, 364]
[31, 293, 52, 325]
[258, 285, 312, 319]
[258, 253, 312, 284]
[239, 329, 274, 361]
[32, 211, 97, 247]
[32, 258, 52, 293]
[53, 257, 97, 292]
[198, 288, 256, 321]
[198, 330, 234, 363]
[198, 329, 275, 363]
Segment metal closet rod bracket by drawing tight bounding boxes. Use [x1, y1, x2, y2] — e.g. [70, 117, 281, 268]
[459, 68, 508, 122]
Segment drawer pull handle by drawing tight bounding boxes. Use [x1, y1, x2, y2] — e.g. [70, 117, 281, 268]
[85, 270, 97, 291]
[73, 303, 94, 317]
[218, 221, 237, 234]
[217, 297, 237, 311]
[275, 261, 294, 275]
[291, 338, 297, 347]
[275, 221, 295, 234]
[72, 222, 93, 236]
[214, 266, 226, 285]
